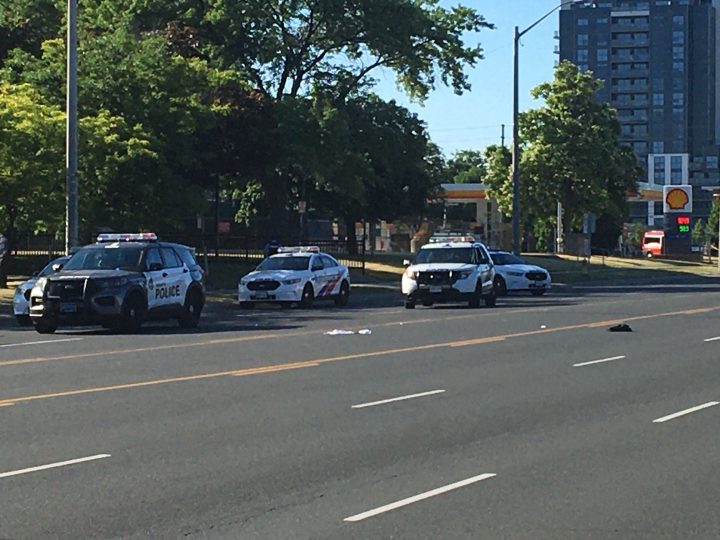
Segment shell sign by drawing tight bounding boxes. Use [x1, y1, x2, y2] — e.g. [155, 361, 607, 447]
[663, 185, 693, 213]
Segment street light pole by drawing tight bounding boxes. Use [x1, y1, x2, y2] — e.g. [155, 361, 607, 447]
[511, 0, 586, 255]
[65, 0, 79, 254]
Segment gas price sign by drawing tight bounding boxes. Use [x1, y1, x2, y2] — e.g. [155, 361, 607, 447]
[675, 215, 691, 234]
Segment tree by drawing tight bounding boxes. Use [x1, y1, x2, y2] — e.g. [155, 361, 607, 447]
[445, 150, 486, 184]
[692, 219, 706, 246]
[485, 62, 641, 245]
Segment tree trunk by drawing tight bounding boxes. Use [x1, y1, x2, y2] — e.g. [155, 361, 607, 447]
[345, 216, 358, 255]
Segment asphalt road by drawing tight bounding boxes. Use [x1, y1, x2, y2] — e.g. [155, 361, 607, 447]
[2, 282, 720, 539]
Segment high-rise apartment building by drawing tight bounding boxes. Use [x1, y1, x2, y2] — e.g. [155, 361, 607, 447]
[559, 0, 720, 227]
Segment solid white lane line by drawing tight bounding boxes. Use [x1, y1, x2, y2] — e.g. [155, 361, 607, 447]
[573, 355, 626, 368]
[653, 402, 720, 424]
[0, 454, 111, 479]
[0, 338, 83, 349]
[344, 473, 496, 522]
[704, 336, 720, 342]
[351, 390, 446, 409]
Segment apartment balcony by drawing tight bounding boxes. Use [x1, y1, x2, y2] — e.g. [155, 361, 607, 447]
[611, 21, 649, 32]
[611, 53, 649, 62]
[611, 84, 649, 93]
[611, 38, 649, 48]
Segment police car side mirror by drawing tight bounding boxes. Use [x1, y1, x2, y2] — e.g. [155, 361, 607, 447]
[52, 263, 63, 272]
[403, 259, 411, 267]
[148, 262, 163, 272]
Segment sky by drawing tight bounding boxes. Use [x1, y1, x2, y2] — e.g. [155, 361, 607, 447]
[374, 0, 566, 159]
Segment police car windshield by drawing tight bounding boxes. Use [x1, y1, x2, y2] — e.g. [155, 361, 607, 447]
[257, 256, 310, 271]
[491, 253, 525, 265]
[416, 248, 474, 264]
[63, 247, 144, 272]
[37, 257, 68, 277]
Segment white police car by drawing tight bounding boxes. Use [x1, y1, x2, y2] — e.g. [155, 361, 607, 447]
[401, 237, 496, 309]
[238, 247, 350, 308]
[13, 256, 70, 326]
[488, 250, 552, 296]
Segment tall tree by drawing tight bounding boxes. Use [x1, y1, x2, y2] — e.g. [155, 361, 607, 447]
[445, 149, 486, 184]
[485, 62, 640, 243]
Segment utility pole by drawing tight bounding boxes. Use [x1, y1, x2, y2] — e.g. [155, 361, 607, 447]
[501, 124, 506, 148]
[512, 25, 521, 255]
[65, 0, 79, 254]
[556, 201, 564, 254]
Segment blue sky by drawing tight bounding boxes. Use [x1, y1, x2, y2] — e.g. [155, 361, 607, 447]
[374, 0, 566, 159]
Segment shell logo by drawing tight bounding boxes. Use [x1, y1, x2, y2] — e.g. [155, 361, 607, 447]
[665, 188, 690, 210]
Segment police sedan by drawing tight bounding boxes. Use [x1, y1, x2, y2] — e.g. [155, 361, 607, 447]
[13, 256, 70, 326]
[238, 247, 350, 308]
[488, 250, 552, 296]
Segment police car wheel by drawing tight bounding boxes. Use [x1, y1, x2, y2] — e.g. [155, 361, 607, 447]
[469, 283, 482, 309]
[484, 289, 497, 308]
[120, 296, 145, 333]
[179, 290, 203, 328]
[404, 298, 416, 309]
[494, 276, 508, 296]
[333, 281, 350, 307]
[33, 319, 57, 334]
[16, 315, 32, 327]
[299, 284, 314, 308]
[422, 299, 434, 307]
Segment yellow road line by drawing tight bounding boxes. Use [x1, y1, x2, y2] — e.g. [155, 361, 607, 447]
[1, 304, 718, 408]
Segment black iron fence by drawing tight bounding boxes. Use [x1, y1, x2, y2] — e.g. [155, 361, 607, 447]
[12, 233, 366, 272]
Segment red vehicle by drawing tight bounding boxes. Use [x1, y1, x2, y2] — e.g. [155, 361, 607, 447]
[642, 230, 664, 257]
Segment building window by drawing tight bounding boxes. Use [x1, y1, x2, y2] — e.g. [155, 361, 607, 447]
[707, 156, 719, 169]
[653, 93, 664, 106]
[672, 46, 684, 60]
[672, 93, 684, 106]
[578, 64, 589, 72]
[671, 155, 682, 170]
[577, 49, 588, 62]
[597, 49, 608, 62]
[597, 18, 608, 24]
[652, 142, 664, 154]
[633, 142, 648, 153]
[577, 34, 589, 46]
[673, 62, 684, 72]
[621, 125, 632, 136]
[635, 125, 647, 136]
[672, 31, 685, 44]
[578, 18, 588, 26]
[673, 15, 684, 26]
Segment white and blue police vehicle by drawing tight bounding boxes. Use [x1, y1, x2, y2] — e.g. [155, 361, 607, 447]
[401, 236, 497, 309]
[29, 233, 205, 334]
[488, 250, 552, 296]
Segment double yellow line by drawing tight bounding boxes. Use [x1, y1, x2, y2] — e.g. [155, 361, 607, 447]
[0, 304, 717, 408]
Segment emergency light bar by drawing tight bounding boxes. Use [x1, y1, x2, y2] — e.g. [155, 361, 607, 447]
[277, 246, 320, 253]
[429, 236, 475, 243]
[97, 232, 158, 243]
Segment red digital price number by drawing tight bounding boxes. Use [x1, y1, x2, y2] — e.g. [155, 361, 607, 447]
[676, 216, 690, 225]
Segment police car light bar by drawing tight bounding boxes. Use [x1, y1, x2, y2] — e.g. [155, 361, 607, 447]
[97, 232, 158, 243]
[277, 246, 320, 253]
[429, 236, 475, 243]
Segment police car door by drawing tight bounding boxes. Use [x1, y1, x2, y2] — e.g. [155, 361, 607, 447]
[320, 255, 342, 297]
[159, 247, 187, 308]
[476, 246, 493, 292]
[143, 247, 166, 311]
[309, 255, 326, 296]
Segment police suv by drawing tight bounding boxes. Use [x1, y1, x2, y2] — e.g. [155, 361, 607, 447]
[401, 236, 497, 309]
[238, 246, 350, 308]
[29, 233, 205, 334]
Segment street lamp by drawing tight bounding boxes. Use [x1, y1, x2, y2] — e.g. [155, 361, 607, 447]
[511, 0, 589, 254]
[66, 0, 79, 253]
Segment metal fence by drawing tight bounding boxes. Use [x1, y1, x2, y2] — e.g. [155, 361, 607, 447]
[12, 233, 366, 272]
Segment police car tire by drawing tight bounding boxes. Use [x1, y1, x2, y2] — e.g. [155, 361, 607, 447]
[494, 276, 508, 297]
[469, 284, 482, 309]
[33, 319, 57, 334]
[16, 315, 32, 327]
[179, 290, 203, 328]
[120, 295, 145, 333]
[299, 284, 314, 308]
[404, 300, 415, 309]
[333, 281, 350, 307]
[484, 289, 497, 308]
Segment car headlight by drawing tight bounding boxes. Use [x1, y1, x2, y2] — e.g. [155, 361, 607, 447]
[33, 277, 47, 293]
[283, 278, 302, 285]
[94, 277, 128, 290]
[404, 268, 418, 280]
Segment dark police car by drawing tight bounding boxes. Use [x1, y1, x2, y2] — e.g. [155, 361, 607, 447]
[29, 233, 205, 334]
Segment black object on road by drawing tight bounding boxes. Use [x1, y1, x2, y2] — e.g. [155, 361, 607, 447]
[609, 323, 632, 332]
